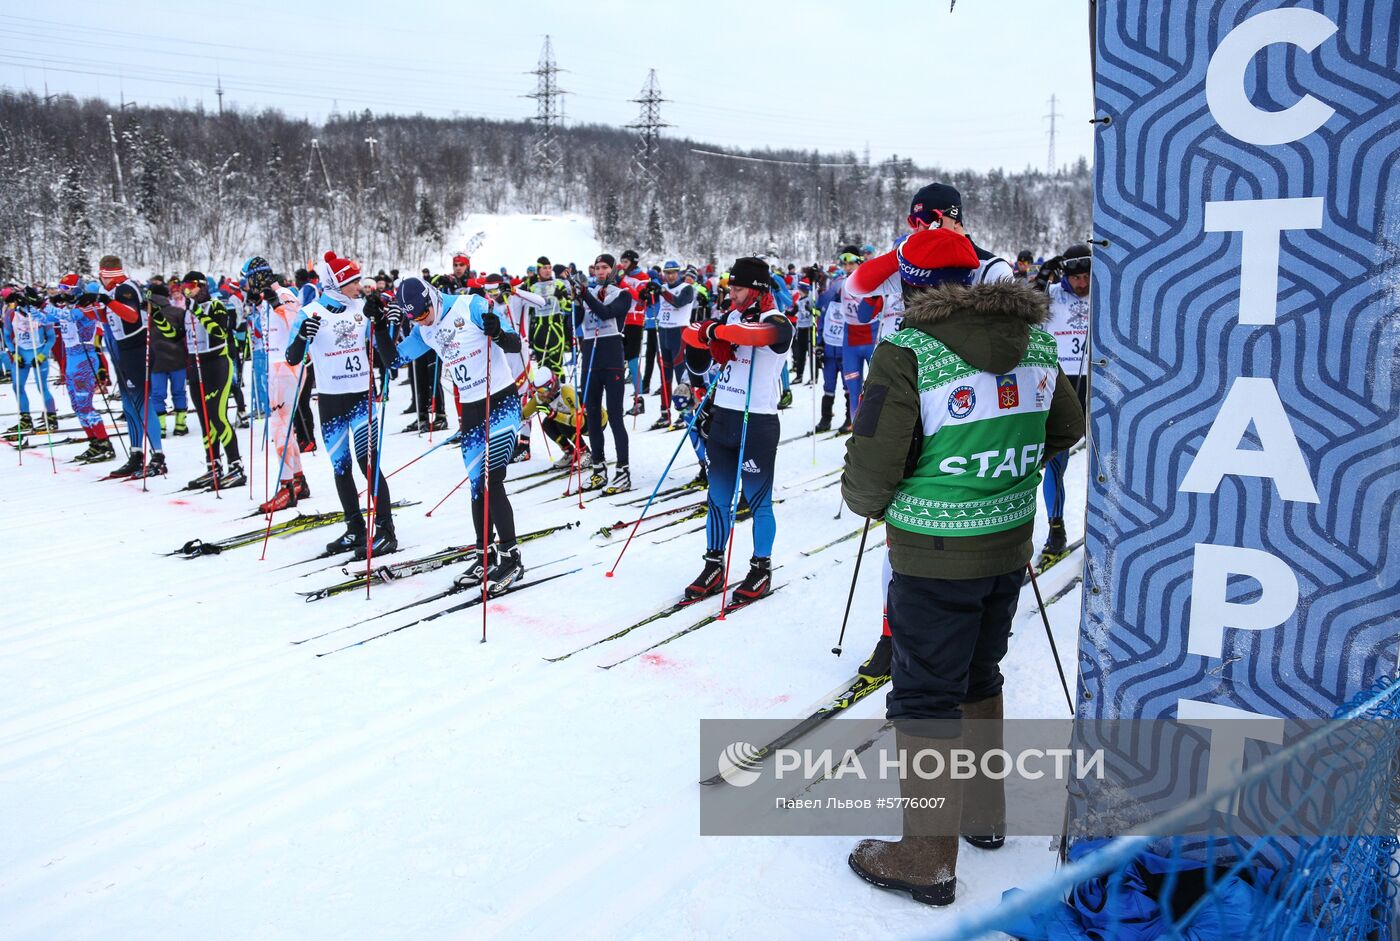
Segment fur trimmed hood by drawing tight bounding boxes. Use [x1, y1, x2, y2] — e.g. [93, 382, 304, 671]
[896, 280, 1050, 375]
[899, 280, 1049, 327]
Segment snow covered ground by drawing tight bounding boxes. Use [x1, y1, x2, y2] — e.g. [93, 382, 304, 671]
[0, 372, 1087, 940]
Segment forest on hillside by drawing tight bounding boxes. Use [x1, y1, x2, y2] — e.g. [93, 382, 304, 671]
[0, 90, 1092, 278]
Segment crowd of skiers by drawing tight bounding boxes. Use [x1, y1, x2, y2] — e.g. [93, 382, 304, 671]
[4, 178, 1091, 908]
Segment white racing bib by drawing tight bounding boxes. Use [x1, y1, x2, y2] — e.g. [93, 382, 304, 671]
[304, 298, 372, 396]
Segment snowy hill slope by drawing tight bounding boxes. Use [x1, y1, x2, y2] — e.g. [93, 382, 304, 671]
[425, 213, 603, 276]
[0, 377, 1087, 940]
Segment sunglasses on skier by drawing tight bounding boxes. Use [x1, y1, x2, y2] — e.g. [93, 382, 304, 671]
[1063, 257, 1092, 276]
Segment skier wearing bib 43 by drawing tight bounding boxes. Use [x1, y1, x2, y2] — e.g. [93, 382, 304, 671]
[681, 257, 793, 604]
[840, 226, 1084, 906]
[286, 251, 398, 559]
[391, 277, 527, 592]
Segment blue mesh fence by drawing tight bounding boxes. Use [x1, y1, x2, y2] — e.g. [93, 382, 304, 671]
[923, 675, 1400, 941]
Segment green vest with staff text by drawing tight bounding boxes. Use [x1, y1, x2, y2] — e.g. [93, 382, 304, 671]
[883, 327, 1061, 537]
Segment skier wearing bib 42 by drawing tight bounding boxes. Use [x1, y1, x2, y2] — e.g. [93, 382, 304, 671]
[392, 277, 527, 591]
[840, 227, 1084, 907]
[286, 251, 398, 559]
[681, 257, 794, 604]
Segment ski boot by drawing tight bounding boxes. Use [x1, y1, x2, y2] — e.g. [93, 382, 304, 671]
[731, 556, 772, 604]
[353, 524, 398, 562]
[626, 395, 645, 417]
[137, 452, 169, 478]
[72, 441, 100, 463]
[401, 402, 416, 414]
[454, 545, 498, 588]
[299, 438, 317, 454]
[430, 414, 448, 432]
[158, 411, 167, 434]
[649, 410, 672, 431]
[88, 438, 116, 463]
[404, 417, 426, 433]
[837, 418, 853, 435]
[777, 389, 793, 410]
[106, 449, 144, 478]
[510, 439, 531, 464]
[814, 394, 834, 433]
[859, 634, 893, 683]
[325, 529, 366, 556]
[260, 478, 299, 514]
[218, 460, 248, 489]
[484, 545, 524, 595]
[292, 472, 311, 499]
[585, 459, 608, 491]
[236, 408, 250, 429]
[187, 462, 221, 491]
[173, 410, 189, 436]
[1037, 519, 1069, 571]
[4, 414, 33, 437]
[686, 466, 709, 490]
[602, 464, 631, 495]
[684, 550, 725, 601]
[552, 449, 578, 471]
[41, 412, 61, 432]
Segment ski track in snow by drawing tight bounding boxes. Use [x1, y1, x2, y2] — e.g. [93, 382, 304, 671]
[0, 365, 1086, 939]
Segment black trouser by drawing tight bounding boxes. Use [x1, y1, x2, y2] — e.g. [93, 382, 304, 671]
[294, 365, 316, 450]
[885, 569, 1023, 731]
[318, 390, 392, 536]
[188, 350, 241, 465]
[460, 387, 520, 550]
[581, 335, 628, 466]
[411, 351, 445, 421]
[791, 325, 810, 383]
[641, 327, 659, 391]
[227, 343, 247, 412]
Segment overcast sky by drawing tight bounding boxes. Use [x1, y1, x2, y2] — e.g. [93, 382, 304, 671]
[0, 0, 1094, 173]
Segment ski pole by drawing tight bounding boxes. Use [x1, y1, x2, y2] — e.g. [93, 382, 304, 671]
[27, 308, 58, 473]
[570, 320, 599, 506]
[81, 333, 128, 458]
[718, 355, 757, 621]
[1025, 561, 1075, 716]
[259, 357, 308, 560]
[358, 430, 459, 497]
[831, 517, 871, 655]
[365, 323, 394, 597]
[188, 310, 221, 499]
[811, 322, 817, 465]
[140, 303, 154, 490]
[425, 470, 470, 517]
[480, 327, 494, 643]
[606, 381, 717, 578]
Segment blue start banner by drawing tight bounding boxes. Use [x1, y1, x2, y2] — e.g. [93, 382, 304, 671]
[1080, 0, 1399, 797]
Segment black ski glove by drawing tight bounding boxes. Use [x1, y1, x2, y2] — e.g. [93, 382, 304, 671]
[383, 303, 404, 333]
[481, 311, 502, 338]
[299, 316, 321, 340]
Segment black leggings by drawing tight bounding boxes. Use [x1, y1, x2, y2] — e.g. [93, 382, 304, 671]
[411, 351, 444, 420]
[472, 465, 517, 550]
[791, 326, 810, 382]
[295, 365, 316, 449]
[188, 351, 241, 464]
[641, 327, 659, 390]
[581, 336, 629, 466]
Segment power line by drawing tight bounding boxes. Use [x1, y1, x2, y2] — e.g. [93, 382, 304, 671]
[689, 148, 859, 168]
[625, 69, 670, 198]
[524, 35, 567, 175]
